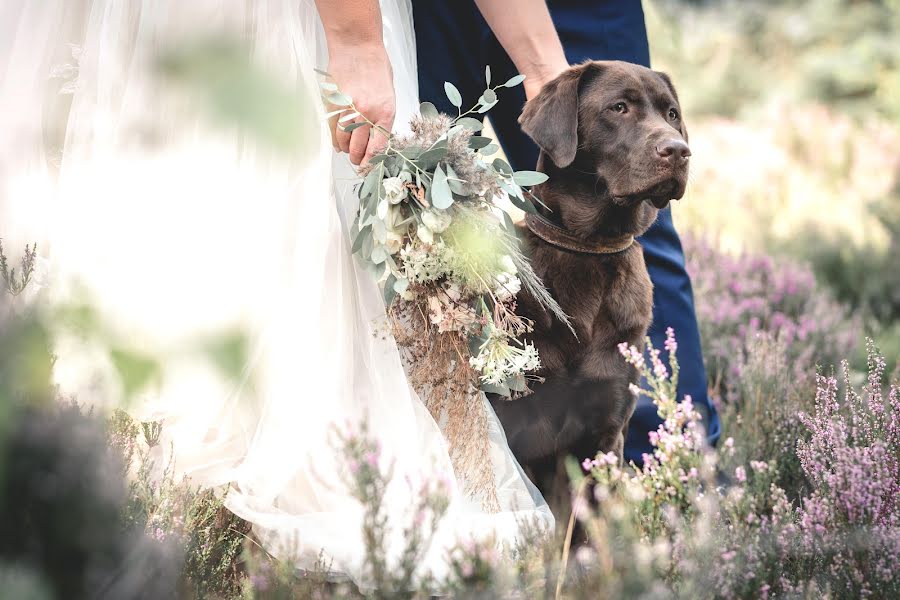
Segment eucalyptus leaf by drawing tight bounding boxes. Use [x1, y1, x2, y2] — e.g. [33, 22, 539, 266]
[368, 154, 388, 165]
[419, 101, 439, 119]
[468, 136, 493, 150]
[456, 117, 484, 131]
[477, 101, 498, 114]
[326, 92, 353, 106]
[446, 164, 467, 195]
[482, 89, 497, 104]
[351, 225, 372, 254]
[506, 373, 527, 392]
[480, 143, 500, 156]
[383, 273, 397, 306]
[444, 81, 463, 108]
[371, 244, 387, 265]
[512, 170, 549, 186]
[393, 277, 409, 294]
[509, 193, 538, 215]
[341, 122, 366, 133]
[492, 157, 513, 176]
[319, 81, 338, 92]
[399, 146, 423, 160]
[360, 167, 381, 199]
[503, 74, 526, 88]
[416, 146, 448, 171]
[431, 165, 453, 209]
[485, 65, 491, 86]
[481, 381, 511, 396]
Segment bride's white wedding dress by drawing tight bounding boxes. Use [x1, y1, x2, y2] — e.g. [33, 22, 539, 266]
[1, 0, 552, 587]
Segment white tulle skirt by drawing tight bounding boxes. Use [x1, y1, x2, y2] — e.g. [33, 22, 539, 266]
[0, 0, 553, 587]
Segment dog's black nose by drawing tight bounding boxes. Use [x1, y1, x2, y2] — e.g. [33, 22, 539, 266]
[656, 139, 691, 161]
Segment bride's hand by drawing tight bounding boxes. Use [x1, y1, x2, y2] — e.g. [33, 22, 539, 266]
[326, 43, 395, 166]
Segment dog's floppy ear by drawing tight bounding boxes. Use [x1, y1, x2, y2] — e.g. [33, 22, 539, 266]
[656, 71, 688, 142]
[519, 63, 594, 168]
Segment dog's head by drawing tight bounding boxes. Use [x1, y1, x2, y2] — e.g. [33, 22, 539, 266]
[520, 61, 689, 211]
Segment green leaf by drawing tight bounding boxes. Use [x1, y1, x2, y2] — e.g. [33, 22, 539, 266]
[446, 164, 467, 195]
[509, 193, 538, 215]
[512, 170, 549, 186]
[481, 381, 511, 396]
[399, 146, 423, 160]
[340, 122, 366, 133]
[468, 136, 493, 150]
[351, 225, 372, 254]
[431, 165, 454, 209]
[477, 101, 498, 114]
[485, 65, 491, 87]
[482, 89, 497, 104]
[456, 117, 484, 131]
[506, 373, 527, 392]
[383, 273, 397, 306]
[314, 68, 331, 77]
[319, 81, 338, 92]
[416, 146, 448, 171]
[480, 143, 500, 156]
[201, 330, 249, 379]
[564, 455, 586, 486]
[367, 154, 388, 165]
[393, 277, 409, 294]
[419, 101, 439, 119]
[503, 74, 526, 88]
[444, 81, 463, 108]
[325, 92, 353, 106]
[492, 158, 513, 176]
[360, 167, 381, 199]
[371, 244, 387, 264]
[110, 347, 161, 400]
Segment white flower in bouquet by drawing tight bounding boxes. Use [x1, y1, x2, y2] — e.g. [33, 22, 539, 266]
[421, 208, 452, 234]
[382, 175, 407, 204]
[416, 223, 434, 245]
[493, 272, 521, 302]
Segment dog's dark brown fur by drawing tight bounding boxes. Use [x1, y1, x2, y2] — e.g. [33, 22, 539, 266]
[488, 61, 691, 514]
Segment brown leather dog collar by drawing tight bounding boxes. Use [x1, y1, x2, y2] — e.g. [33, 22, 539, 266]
[525, 213, 635, 255]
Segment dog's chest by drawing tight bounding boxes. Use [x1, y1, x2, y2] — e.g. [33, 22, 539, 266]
[526, 245, 654, 371]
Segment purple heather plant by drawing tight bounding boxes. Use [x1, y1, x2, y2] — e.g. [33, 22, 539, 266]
[683, 234, 860, 404]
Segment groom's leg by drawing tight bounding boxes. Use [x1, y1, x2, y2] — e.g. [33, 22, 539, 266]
[412, 1, 487, 117]
[413, 0, 720, 465]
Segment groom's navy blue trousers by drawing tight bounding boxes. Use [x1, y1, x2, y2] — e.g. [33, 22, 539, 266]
[412, 0, 720, 464]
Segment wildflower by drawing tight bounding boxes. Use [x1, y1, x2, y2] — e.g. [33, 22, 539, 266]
[734, 466, 746, 483]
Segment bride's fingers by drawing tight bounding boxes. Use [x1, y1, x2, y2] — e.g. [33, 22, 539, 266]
[348, 123, 370, 165]
[335, 119, 353, 155]
[363, 120, 390, 165]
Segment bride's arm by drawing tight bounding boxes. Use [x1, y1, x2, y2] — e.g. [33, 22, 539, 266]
[315, 0, 395, 165]
[473, 0, 569, 100]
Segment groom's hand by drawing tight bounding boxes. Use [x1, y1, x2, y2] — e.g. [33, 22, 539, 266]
[326, 45, 396, 166]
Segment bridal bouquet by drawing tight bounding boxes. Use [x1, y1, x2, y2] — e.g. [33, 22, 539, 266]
[321, 69, 568, 396]
[320, 70, 568, 509]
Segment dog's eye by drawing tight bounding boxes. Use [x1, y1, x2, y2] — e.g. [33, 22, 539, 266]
[668, 108, 680, 121]
[611, 102, 628, 114]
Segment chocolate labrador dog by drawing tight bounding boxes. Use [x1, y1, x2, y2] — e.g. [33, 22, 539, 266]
[489, 60, 691, 512]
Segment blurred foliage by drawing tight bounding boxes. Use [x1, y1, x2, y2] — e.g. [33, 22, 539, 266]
[647, 0, 900, 367]
[648, 0, 900, 120]
[158, 37, 319, 157]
